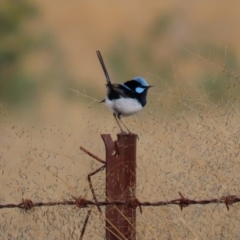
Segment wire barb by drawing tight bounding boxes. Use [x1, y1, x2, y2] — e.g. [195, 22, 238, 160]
[126, 198, 142, 214]
[221, 195, 238, 210]
[22, 198, 33, 210]
[72, 196, 88, 208]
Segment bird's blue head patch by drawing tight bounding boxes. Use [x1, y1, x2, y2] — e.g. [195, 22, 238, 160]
[133, 77, 149, 87]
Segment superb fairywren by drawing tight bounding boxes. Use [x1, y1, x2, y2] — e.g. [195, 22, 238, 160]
[97, 50, 153, 133]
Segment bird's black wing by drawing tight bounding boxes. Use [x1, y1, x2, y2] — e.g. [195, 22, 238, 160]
[107, 84, 136, 100]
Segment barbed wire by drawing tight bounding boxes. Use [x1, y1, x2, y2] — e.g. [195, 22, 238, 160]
[1, 192, 239, 212]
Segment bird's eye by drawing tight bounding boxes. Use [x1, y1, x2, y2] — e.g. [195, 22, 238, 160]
[135, 87, 145, 93]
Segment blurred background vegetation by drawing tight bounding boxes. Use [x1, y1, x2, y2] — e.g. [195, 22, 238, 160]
[0, 0, 76, 120]
[0, 0, 37, 107]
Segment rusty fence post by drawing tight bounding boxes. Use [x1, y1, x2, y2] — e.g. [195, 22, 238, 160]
[101, 133, 137, 240]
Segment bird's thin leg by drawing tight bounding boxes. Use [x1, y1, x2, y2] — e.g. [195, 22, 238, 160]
[119, 118, 131, 133]
[113, 114, 125, 133]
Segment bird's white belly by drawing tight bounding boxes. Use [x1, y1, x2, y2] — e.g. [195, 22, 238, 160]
[105, 97, 142, 117]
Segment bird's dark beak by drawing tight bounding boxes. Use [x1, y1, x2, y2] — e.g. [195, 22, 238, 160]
[148, 85, 153, 88]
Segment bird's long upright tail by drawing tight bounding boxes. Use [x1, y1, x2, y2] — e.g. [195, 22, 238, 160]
[96, 50, 111, 85]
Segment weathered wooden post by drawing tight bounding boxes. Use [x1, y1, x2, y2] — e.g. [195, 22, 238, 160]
[102, 133, 137, 240]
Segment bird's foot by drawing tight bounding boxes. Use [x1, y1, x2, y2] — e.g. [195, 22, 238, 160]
[119, 130, 139, 139]
[119, 130, 128, 134]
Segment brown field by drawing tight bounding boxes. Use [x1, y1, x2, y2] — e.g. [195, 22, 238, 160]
[1, 1, 240, 239]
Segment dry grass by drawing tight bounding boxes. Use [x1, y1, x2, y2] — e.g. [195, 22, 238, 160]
[1, 58, 240, 239]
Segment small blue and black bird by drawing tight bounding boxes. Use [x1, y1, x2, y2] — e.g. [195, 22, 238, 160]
[97, 50, 153, 133]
